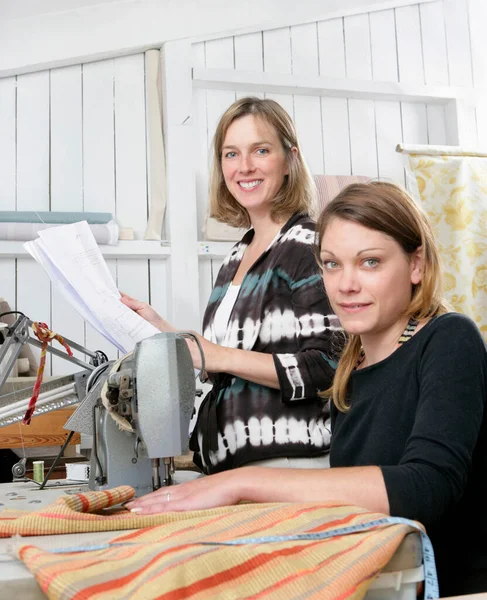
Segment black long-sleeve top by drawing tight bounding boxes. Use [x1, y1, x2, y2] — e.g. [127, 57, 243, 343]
[330, 312, 487, 597]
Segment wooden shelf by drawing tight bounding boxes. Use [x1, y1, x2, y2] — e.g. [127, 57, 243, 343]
[0, 240, 171, 260]
[193, 67, 482, 105]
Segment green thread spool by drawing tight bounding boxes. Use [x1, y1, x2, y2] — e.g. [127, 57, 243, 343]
[32, 460, 45, 484]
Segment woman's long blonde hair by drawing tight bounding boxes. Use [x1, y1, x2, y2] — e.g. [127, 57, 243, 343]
[209, 97, 316, 229]
[315, 181, 450, 412]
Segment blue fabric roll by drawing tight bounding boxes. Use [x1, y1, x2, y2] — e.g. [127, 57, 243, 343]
[0, 211, 114, 224]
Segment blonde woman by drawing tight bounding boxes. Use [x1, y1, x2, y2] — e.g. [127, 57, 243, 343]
[123, 97, 339, 475]
[128, 182, 487, 597]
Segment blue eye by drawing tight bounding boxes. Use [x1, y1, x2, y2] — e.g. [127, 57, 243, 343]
[323, 260, 339, 270]
[256, 148, 269, 155]
[224, 151, 237, 159]
[363, 258, 379, 268]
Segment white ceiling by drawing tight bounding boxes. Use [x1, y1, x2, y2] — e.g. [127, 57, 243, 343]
[0, 0, 132, 20]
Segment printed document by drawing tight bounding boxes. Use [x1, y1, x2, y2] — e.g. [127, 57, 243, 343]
[24, 221, 160, 353]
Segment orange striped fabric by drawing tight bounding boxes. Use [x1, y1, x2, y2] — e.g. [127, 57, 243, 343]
[2, 486, 421, 599]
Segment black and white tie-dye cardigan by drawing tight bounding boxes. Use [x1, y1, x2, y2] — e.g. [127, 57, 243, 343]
[189, 212, 341, 474]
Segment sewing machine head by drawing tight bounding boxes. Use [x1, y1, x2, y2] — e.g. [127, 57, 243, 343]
[67, 332, 197, 497]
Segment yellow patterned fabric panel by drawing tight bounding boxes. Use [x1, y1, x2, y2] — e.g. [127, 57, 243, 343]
[408, 154, 487, 340]
[2, 486, 419, 600]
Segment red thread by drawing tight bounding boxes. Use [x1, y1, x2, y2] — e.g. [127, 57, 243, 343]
[22, 322, 73, 425]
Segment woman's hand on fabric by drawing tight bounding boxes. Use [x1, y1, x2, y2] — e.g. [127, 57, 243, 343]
[120, 292, 175, 332]
[124, 470, 244, 514]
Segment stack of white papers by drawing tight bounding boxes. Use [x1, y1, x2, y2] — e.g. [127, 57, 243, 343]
[24, 221, 160, 353]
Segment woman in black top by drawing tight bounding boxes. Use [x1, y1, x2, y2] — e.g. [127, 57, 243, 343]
[127, 181, 487, 597]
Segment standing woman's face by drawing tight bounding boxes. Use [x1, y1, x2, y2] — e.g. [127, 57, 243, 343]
[220, 114, 289, 219]
[320, 217, 422, 340]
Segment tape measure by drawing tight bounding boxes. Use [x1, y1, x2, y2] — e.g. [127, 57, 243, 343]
[202, 515, 440, 600]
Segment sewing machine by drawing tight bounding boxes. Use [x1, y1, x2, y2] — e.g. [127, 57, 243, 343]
[0, 315, 201, 496]
[66, 331, 199, 496]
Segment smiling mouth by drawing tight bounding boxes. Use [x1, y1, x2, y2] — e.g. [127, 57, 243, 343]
[238, 180, 263, 190]
[339, 303, 371, 311]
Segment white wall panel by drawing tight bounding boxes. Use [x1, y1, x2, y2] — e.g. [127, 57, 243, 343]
[0, 259, 16, 310]
[426, 104, 447, 146]
[294, 96, 324, 175]
[263, 28, 294, 119]
[205, 37, 236, 142]
[16, 259, 51, 373]
[235, 32, 263, 71]
[321, 98, 351, 175]
[82, 59, 116, 214]
[205, 36, 235, 69]
[234, 32, 264, 99]
[291, 23, 322, 175]
[149, 260, 169, 323]
[0, 77, 16, 210]
[16, 72, 50, 210]
[369, 9, 403, 184]
[114, 54, 148, 239]
[318, 17, 349, 176]
[263, 28, 292, 74]
[443, 0, 473, 87]
[401, 102, 428, 144]
[291, 23, 319, 75]
[349, 99, 378, 177]
[395, 5, 424, 83]
[318, 18, 346, 79]
[344, 14, 372, 80]
[50, 65, 83, 212]
[370, 9, 398, 82]
[193, 43, 210, 239]
[375, 101, 404, 182]
[420, 1, 449, 86]
[469, 0, 487, 88]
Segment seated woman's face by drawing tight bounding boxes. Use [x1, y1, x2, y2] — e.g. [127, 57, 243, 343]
[220, 114, 288, 216]
[320, 217, 422, 339]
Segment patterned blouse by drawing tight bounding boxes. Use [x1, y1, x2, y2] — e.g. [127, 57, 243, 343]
[189, 213, 341, 474]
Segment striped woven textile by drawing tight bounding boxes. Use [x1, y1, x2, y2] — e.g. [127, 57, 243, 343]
[1, 486, 421, 599]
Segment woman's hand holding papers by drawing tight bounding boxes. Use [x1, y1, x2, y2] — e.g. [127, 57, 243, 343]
[120, 292, 176, 333]
[120, 292, 228, 374]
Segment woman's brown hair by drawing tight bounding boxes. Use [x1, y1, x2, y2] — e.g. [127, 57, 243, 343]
[315, 181, 450, 411]
[209, 97, 316, 229]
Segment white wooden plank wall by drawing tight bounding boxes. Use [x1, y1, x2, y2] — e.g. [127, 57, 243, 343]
[194, 0, 485, 318]
[0, 53, 156, 375]
[0, 76, 18, 364]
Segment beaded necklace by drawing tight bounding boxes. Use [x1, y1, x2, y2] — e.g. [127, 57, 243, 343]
[355, 317, 419, 370]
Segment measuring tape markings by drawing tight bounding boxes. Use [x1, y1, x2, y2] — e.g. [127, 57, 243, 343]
[201, 515, 440, 600]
